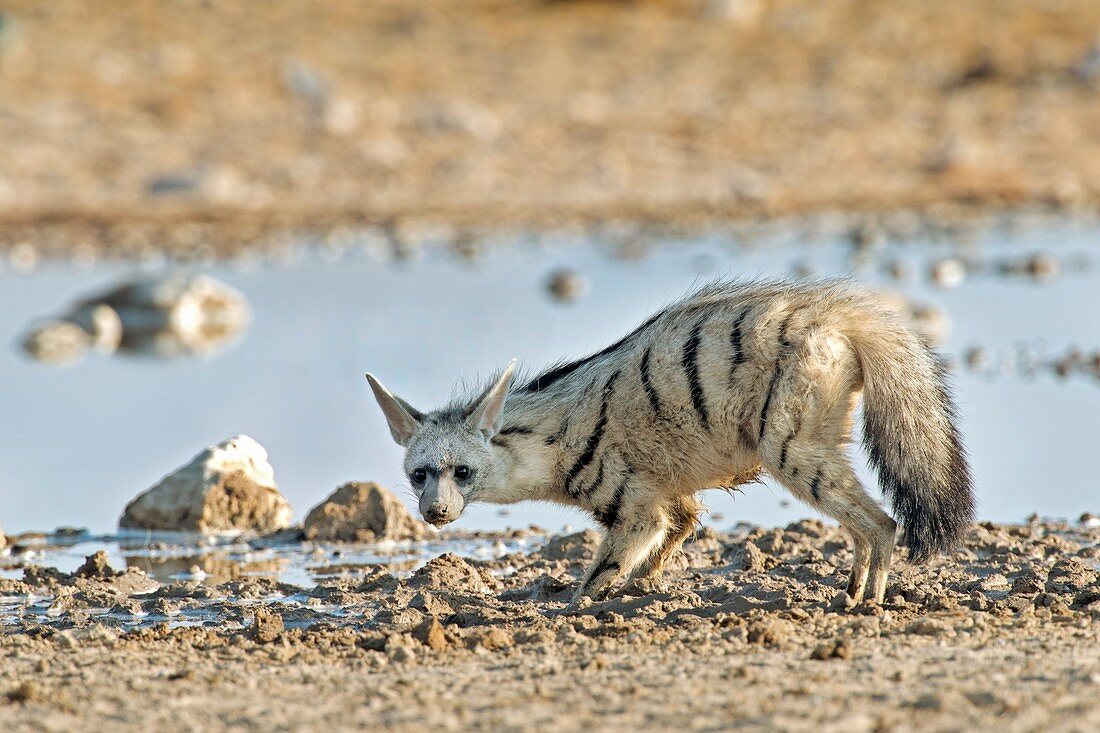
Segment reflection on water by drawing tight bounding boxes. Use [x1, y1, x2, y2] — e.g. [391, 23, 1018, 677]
[122, 549, 288, 585]
[0, 528, 546, 589]
[0, 218, 1098, 537]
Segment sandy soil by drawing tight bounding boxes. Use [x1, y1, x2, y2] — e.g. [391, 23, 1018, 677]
[1, 519, 1097, 732]
[2, 0, 1100, 257]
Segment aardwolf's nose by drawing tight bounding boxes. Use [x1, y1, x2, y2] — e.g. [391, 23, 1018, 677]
[424, 503, 452, 525]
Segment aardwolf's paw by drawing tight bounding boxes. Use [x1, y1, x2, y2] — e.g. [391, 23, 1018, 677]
[614, 578, 664, 598]
[559, 594, 594, 615]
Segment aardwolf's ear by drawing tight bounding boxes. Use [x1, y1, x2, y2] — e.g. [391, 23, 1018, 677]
[365, 373, 424, 446]
[466, 359, 517, 438]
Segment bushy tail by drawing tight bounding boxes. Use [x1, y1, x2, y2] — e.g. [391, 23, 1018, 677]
[846, 310, 975, 563]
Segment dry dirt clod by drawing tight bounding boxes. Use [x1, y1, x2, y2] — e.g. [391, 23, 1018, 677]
[413, 615, 449, 651]
[409, 590, 454, 617]
[303, 481, 428, 542]
[251, 607, 285, 643]
[1046, 558, 1098, 594]
[75, 550, 119, 579]
[906, 618, 953, 637]
[615, 578, 663, 598]
[746, 618, 791, 646]
[581, 653, 611, 670]
[727, 540, 766, 572]
[536, 530, 602, 562]
[467, 627, 514, 651]
[810, 638, 852, 660]
[408, 553, 495, 594]
[5, 681, 46, 704]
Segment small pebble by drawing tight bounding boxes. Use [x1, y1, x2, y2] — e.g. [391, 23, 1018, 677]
[545, 268, 588, 303]
[1024, 253, 1060, 282]
[930, 258, 967, 288]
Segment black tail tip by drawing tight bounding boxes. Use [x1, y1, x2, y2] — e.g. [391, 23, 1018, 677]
[898, 479, 975, 564]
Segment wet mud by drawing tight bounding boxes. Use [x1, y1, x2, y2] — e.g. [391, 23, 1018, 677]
[1, 519, 1097, 731]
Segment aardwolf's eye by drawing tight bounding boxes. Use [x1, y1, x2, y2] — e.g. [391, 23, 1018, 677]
[454, 465, 472, 481]
[410, 468, 427, 485]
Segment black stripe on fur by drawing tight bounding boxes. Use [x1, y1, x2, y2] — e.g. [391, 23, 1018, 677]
[682, 317, 710, 429]
[639, 346, 663, 417]
[562, 371, 620, 496]
[521, 311, 663, 392]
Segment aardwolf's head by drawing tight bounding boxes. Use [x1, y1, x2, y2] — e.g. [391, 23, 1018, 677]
[365, 360, 516, 527]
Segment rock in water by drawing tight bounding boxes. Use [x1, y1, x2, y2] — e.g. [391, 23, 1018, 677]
[20, 320, 91, 365]
[19, 274, 251, 363]
[75, 274, 252, 357]
[119, 436, 292, 533]
[303, 481, 428, 542]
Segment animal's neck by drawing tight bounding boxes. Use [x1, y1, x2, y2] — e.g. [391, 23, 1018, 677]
[485, 391, 567, 504]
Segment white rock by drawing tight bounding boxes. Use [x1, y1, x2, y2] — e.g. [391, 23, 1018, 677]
[70, 303, 123, 353]
[119, 435, 291, 533]
[20, 321, 91, 365]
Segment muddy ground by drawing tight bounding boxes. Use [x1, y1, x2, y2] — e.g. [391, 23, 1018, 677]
[3, 0, 1100, 258]
[1, 519, 1097, 732]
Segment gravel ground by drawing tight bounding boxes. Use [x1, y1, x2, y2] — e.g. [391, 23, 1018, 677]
[1, 518, 1097, 732]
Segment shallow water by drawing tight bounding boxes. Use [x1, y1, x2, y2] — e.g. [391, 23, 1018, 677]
[0, 527, 549, 627]
[1, 219, 1098, 547]
[0, 526, 543, 584]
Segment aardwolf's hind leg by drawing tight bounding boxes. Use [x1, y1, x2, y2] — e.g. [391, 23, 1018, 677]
[765, 442, 896, 603]
[758, 332, 897, 604]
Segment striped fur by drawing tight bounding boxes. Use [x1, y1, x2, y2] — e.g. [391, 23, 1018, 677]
[368, 279, 975, 606]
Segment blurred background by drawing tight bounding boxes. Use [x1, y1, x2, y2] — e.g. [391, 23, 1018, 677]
[2, 0, 1100, 251]
[1, 0, 1098, 545]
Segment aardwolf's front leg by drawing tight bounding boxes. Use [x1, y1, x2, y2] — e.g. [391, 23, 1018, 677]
[571, 502, 669, 605]
[626, 495, 702, 586]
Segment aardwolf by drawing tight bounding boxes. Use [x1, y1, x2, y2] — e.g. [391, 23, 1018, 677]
[366, 280, 974, 606]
